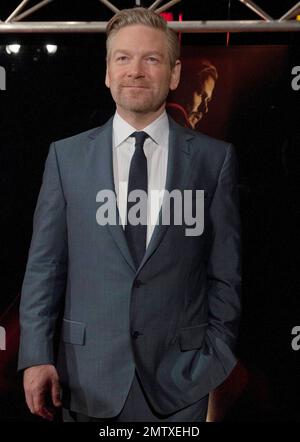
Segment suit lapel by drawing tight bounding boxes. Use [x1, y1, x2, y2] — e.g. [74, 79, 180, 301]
[137, 116, 195, 272]
[89, 117, 136, 272]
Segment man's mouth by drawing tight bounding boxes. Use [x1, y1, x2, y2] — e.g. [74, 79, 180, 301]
[122, 85, 149, 89]
[190, 111, 202, 120]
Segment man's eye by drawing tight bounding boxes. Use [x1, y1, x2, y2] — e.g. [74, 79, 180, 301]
[147, 57, 159, 63]
[116, 56, 129, 62]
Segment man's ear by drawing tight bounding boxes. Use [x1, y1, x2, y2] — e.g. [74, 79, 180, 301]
[105, 65, 110, 88]
[169, 60, 181, 91]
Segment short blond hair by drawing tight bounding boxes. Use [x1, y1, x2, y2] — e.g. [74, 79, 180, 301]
[106, 7, 180, 68]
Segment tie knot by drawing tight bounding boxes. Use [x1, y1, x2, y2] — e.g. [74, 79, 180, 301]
[132, 131, 149, 148]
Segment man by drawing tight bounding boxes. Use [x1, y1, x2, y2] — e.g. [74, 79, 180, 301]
[167, 61, 218, 129]
[18, 8, 241, 422]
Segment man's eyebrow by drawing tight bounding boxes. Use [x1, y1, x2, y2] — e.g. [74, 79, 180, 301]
[112, 50, 165, 58]
[144, 51, 164, 57]
[113, 50, 132, 55]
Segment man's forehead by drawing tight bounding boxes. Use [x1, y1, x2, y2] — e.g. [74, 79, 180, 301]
[112, 48, 166, 57]
[110, 25, 167, 46]
[107, 25, 170, 62]
[203, 76, 215, 91]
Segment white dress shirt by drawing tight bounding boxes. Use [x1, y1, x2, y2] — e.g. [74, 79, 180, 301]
[112, 110, 169, 247]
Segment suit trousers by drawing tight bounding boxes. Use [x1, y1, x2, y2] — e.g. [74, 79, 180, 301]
[63, 369, 208, 422]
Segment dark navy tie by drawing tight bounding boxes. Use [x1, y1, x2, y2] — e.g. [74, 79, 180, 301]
[125, 131, 149, 268]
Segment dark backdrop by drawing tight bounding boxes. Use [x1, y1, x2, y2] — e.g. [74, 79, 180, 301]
[0, 3, 299, 422]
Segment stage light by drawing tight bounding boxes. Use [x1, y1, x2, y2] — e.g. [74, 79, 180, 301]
[46, 44, 57, 54]
[160, 12, 174, 21]
[5, 44, 21, 55]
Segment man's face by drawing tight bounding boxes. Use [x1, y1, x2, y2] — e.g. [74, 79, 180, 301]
[105, 25, 181, 118]
[188, 75, 215, 129]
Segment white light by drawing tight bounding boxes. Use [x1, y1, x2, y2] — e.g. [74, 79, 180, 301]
[6, 44, 21, 54]
[46, 44, 57, 54]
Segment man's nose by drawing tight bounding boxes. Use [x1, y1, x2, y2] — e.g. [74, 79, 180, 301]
[127, 59, 145, 78]
[199, 99, 208, 114]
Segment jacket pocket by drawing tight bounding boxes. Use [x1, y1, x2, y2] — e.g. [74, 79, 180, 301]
[179, 322, 208, 351]
[61, 318, 85, 345]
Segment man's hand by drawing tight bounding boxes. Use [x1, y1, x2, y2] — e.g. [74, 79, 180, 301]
[23, 364, 62, 421]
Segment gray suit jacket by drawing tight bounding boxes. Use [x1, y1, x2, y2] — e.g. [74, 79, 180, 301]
[18, 115, 241, 418]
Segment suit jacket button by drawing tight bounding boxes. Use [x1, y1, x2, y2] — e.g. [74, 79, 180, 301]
[134, 279, 143, 288]
[132, 330, 142, 339]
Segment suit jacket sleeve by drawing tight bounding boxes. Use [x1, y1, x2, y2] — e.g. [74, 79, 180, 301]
[205, 143, 242, 378]
[18, 142, 68, 370]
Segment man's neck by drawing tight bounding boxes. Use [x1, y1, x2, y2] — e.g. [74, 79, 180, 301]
[116, 105, 166, 130]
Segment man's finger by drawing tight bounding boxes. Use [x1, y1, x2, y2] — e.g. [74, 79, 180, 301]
[32, 389, 51, 419]
[24, 388, 34, 414]
[41, 406, 55, 421]
[51, 379, 62, 407]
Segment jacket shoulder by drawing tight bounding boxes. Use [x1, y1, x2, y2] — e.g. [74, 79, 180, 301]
[169, 115, 232, 157]
[52, 126, 101, 149]
[50, 117, 112, 159]
[191, 130, 232, 158]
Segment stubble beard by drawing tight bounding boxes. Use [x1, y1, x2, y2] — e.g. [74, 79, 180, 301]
[116, 87, 168, 114]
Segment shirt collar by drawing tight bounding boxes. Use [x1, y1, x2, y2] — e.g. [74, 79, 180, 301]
[113, 110, 169, 148]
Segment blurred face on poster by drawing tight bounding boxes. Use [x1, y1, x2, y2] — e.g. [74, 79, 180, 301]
[166, 61, 218, 130]
[188, 75, 216, 129]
